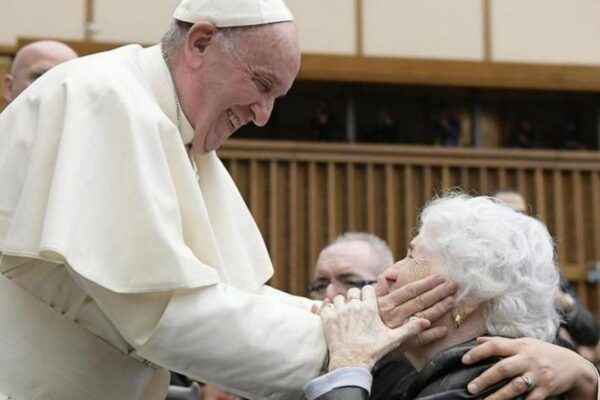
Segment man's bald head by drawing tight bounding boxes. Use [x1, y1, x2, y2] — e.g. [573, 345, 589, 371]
[4, 40, 78, 103]
[490, 189, 528, 214]
[310, 232, 394, 300]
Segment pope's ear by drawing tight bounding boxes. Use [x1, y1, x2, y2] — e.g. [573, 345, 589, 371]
[184, 21, 218, 67]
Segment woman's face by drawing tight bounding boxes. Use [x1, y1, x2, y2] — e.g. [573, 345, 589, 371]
[377, 234, 443, 296]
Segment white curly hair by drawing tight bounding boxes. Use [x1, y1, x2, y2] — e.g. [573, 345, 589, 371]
[418, 193, 560, 341]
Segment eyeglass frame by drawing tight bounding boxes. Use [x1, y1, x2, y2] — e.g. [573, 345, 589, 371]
[307, 278, 378, 298]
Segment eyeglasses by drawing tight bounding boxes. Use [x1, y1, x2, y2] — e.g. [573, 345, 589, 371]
[307, 279, 378, 299]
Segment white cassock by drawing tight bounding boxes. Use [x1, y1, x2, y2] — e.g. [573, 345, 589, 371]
[0, 45, 326, 400]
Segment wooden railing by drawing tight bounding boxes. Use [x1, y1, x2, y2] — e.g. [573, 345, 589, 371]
[215, 139, 600, 314]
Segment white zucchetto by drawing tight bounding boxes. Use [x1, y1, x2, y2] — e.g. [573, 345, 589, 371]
[173, 0, 293, 28]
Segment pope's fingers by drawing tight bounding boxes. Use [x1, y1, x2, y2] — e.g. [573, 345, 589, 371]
[361, 285, 377, 307]
[320, 301, 335, 319]
[346, 287, 361, 302]
[333, 294, 346, 309]
[310, 302, 320, 314]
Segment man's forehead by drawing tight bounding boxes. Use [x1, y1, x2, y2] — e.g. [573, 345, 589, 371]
[315, 241, 377, 275]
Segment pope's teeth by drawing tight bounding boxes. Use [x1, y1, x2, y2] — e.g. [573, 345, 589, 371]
[228, 110, 239, 127]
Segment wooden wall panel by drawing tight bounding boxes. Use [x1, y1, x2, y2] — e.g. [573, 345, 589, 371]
[214, 140, 600, 316]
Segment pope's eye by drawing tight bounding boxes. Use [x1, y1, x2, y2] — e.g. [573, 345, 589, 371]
[253, 77, 271, 93]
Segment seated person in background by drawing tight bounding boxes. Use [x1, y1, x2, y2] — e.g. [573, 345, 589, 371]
[309, 232, 417, 399]
[491, 188, 600, 351]
[3, 40, 77, 104]
[306, 194, 598, 399]
[309, 232, 394, 301]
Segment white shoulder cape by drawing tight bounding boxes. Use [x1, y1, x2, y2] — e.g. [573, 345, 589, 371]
[0, 45, 274, 293]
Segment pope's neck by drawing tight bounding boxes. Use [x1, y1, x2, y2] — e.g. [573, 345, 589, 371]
[405, 308, 486, 371]
[161, 49, 199, 148]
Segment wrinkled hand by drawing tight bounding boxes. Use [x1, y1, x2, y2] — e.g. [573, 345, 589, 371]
[320, 286, 430, 372]
[377, 274, 457, 351]
[462, 336, 599, 400]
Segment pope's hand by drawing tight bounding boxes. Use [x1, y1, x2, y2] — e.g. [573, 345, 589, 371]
[320, 286, 430, 372]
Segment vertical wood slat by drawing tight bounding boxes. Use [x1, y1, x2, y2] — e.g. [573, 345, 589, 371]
[308, 162, 320, 268]
[288, 161, 300, 293]
[385, 164, 398, 257]
[268, 160, 280, 288]
[572, 171, 586, 298]
[573, 171, 585, 265]
[84, 0, 95, 41]
[593, 172, 600, 260]
[516, 168, 526, 194]
[249, 159, 260, 217]
[535, 168, 546, 220]
[441, 165, 451, 190]
[591, 172, 600, 311]
[229, 159, 240, 183]
[346, 163, 356, 230]
[498, 168, 507, 189]
[479, 167, 488, 194]
[423, 166, 432, 200]
[355, 0, 364, 56]
[366, 163, 376, 233]
[404, 165, 414, 246]
[327, 163, 338, 241]
[460, 167, 469, 192]
[553, 169, 566, 262]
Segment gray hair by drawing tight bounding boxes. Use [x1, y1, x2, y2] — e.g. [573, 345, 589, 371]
[327, 232, 394, 274]
[418, 193, 560, 341]
[160, 19, 263, 57]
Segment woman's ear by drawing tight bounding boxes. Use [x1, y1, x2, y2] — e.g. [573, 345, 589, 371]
[184, 21, 218, 68]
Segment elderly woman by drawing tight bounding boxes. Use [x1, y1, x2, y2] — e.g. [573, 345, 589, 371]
[305, 194, 591, 399]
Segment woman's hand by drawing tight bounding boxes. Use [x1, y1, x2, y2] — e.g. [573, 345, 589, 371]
[377, 275, 457, 350]
[462, 336, 599, 400]
[320, 286, 430, 372]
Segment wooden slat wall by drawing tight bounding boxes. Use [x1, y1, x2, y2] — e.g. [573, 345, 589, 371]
[214, 140, 600, 315]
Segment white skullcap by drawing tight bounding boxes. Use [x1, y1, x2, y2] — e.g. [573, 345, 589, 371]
[173, 0, 294, 28]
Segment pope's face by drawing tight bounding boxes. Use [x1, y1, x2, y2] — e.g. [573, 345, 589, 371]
[182, 22, 300, 153]
[377, 234, 442, 296]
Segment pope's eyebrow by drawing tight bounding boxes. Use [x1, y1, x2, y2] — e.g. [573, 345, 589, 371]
[252, 67, 281, 86]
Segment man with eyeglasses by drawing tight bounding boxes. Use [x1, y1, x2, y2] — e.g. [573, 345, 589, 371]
[308, 232, 393, 301]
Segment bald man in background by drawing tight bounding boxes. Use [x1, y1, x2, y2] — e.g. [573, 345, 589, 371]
[3, 40, 77, 104]
[308, 232, 393, 301]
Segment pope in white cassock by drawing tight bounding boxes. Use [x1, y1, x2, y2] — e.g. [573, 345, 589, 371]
[0, 0, 450, 399]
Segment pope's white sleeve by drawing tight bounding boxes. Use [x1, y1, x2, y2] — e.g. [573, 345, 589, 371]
[67, 266, 326, 400]
[259, 284, 319, 311]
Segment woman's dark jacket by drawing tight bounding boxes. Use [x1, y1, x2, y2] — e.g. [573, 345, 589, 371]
[317, 339, 567, 400]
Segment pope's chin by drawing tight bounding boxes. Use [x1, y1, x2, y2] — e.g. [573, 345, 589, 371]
[194, 127, 233, 153]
